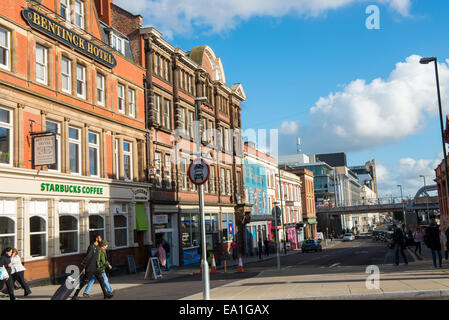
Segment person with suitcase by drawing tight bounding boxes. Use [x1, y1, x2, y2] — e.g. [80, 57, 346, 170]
[71, 236, 113, 300]
[82, 240, 113, 297]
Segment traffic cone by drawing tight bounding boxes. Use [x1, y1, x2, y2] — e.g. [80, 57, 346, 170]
[210, 254, 217, 274]
[237, 254, 244, 273]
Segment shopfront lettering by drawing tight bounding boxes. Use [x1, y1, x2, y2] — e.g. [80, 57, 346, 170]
[22, 8, 116, 68]
[40, 182, 103, 195]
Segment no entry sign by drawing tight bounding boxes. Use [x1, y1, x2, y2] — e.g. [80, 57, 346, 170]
[188, 158, 210, 186]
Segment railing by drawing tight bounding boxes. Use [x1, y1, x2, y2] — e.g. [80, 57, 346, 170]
[315, 197, 412, 209]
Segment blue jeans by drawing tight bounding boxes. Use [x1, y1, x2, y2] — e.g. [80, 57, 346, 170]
[165, 253, 170, 271]
[431, 249, 442, 267]
[83, 272, 112, 294]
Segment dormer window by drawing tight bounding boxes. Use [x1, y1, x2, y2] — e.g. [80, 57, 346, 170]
[111, 33, 125, 55]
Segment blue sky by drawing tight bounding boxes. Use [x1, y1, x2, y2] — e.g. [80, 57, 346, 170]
[117, 0, 449, 198]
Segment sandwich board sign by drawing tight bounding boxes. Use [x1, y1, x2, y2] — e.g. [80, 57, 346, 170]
[144, 257, 163, 280]
[188, 158, 209, 186]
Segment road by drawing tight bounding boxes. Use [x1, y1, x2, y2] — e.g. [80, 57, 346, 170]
[88, 235, 413, 300]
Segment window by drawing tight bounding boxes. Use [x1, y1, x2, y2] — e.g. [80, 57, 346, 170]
[220, 168, 226, 195]
[68, 126, 81, 174]
[0, 107, 12, 165]
[60, 0, 69, 20]
[114, 213, 128, 248]
[207, 120, 214, 144]
[88, 132, 100, 177]
[128, 88, 135, 117]
[0, 27, 10, 70]
[117, 83, 125, 113]
[221, 213, 234, 242]
[46, 120, 60, 171]
[226, 169, 232, 195]
[74, 0, 85, 29]
[96, 73, 105, 106]
[0, 200, 16, 253]
[154, 152, 162, 188]
[88, 202, 105, 244]
[76, 64, 86, 98]
[114, 138, 119, 179]
[29, 200, 48, 258]
[179, 108, 185, 131]
[154, 94, 161, 125]
[110, 33, 124, 54]
[209, 166, 215, 193]
[163, 59, 169, 80]
[61, 57, 71, 93]
[123, 141, 132, 181]
[181, 212, 200, 248]
[153, 53, 158, 74]
[181, 158, 188, 190]
[188, 111, 195, 138]
[164, 154, 171, 189]
[163, 99, 171, 130]
[35, 44, 47, 84]
[201, 118, 207, 142]
[59, 201, 79, 255]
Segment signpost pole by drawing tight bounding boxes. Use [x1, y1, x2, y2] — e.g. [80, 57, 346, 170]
[274, 206, 281, 271]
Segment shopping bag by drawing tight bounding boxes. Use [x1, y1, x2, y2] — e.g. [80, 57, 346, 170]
[0, 266, 9, 280]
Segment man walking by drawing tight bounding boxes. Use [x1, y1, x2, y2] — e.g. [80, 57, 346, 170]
[71, 236, 113, 300]
[264, 239, 269, 256]
[425, 220, 443, 268]
[82, 240, 113, 297]
[257, 238, 263, 260]
[392, 225, 408, 266]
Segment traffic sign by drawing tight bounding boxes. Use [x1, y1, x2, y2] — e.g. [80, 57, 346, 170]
[188, 158, 210, 185]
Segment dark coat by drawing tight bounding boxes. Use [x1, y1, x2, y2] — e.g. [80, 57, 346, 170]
[81, 243, 99, 272]
[0, 254, 12, 275]
[392, 229, 405, 247]
[425, 226, 441, 250]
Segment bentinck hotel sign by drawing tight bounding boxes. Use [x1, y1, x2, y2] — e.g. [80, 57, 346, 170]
[22, 8, 117, 68]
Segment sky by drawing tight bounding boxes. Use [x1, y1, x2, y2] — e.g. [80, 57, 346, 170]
[115, 0, 449, 199]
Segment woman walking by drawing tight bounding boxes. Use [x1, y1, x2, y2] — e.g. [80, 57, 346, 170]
[157, 242, 166, 270]
[0, 248, 17, 300]
[413, 227, 424, 256]
[11, 249, 31, 296]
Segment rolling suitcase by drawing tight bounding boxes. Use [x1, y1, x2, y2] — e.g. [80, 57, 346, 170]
[51, 273, 83, 300]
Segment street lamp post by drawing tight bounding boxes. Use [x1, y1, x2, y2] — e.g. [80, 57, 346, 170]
[277, 167, 287, 254]
[420, 57, 449, 201]
[397, 185, 405, 229]
[194, 96, 209, 300]
[419, 175, 430, 223]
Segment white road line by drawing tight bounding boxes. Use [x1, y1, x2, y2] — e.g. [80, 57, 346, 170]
[329, 263, 341, 268]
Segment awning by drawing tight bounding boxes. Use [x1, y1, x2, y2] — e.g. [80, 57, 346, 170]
[135, 203, 149, 231]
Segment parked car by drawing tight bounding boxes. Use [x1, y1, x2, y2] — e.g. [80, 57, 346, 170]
[343, 233, 355, 241]
[301, 239, 322, 252]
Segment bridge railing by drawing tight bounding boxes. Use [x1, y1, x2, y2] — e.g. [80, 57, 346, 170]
[315, 197, 413, 209]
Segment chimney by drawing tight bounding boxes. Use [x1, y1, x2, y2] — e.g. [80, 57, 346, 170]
[94, 0, 112, 25]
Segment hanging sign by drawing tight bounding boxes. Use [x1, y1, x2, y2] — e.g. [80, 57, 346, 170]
[33, 134, 56, 166]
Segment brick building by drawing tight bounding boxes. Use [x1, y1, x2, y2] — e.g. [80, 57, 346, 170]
[435, 115, 449, 232]
[99, 0, 249, 266]
[0, 0, 152, 282]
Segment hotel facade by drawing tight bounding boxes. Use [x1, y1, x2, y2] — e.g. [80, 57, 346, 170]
[0, 0, 152, 281]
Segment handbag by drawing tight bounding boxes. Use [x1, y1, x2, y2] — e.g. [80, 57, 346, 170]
[0, 266, 9, 281]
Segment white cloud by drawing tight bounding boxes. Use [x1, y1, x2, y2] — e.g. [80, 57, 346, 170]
[376, 154, 442, 199]
[114, 0, 412, 38]
[279, 55, 449, 154]
[280, 120, 299, 135]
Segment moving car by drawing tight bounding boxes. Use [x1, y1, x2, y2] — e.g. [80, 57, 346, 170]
[301, 239, 322, 253]
[343, 233, 355, 241]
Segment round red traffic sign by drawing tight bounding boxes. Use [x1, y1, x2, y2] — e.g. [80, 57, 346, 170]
[188, 158, 210, 186]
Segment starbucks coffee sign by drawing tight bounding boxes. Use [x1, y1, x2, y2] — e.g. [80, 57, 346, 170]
[22, 8, 117, 68]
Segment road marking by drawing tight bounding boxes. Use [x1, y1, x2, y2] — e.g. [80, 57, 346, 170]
[329, 263, 341, 268]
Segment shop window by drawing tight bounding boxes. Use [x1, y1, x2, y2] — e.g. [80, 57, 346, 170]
[221, 213, 234, 242]
[117, 83, 125, 114]
[76, 64, 86, 98]
[205, 213, 219, 233]
[59, 215, 78, 254]
[88, 131, 100, 177]
[88, 214, 104, 244]
[61, 56, 71, 93]
[128, 88, 135, 117]
[0, 217, 15, 253]
[29, 200, 48, 258]
[35, 44, 47, 85]
[0, 27, 10, 71]
[0, 107, 12, 165]
[96, 73, 105, 106]
[114, 215, 128, 248]
[123, 141, 132, 181]
[181, 212, 200, 248]
[30, 216, 46, 258]
[68, 126, 81, 174]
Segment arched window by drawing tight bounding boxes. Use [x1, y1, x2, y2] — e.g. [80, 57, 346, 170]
[0, 216, 15, 252]
[59, 215, 78, 254]
[89, 215, 104, 244]
[30, 216, 46, 257]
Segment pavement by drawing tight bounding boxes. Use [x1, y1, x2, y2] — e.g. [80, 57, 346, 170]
[6, 237, 449, 300]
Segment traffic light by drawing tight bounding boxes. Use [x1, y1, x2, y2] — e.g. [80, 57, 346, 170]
[272, 206, 281, 226]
